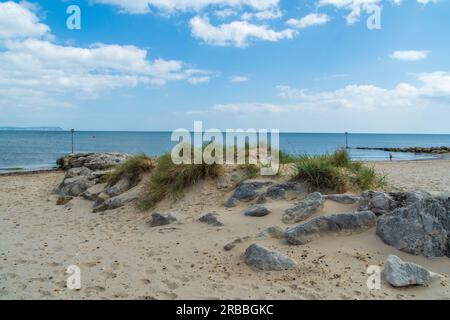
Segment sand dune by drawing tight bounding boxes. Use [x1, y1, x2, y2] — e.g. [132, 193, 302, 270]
[1, 162, 450, 300]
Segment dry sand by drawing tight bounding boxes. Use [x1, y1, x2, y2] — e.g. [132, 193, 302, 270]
[1, 161, 450, 300]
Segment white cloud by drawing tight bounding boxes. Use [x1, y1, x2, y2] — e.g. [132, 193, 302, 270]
[230, 75, 249, 83]
[90, 0, 280, 14]
[318, 0, 381, 25]
[287, 13, 330, 29]
[190, 72, 450, 115]
[390, 50, 430, 61]
[241, 8, 283, 20]
[189, 15, 295, 47]
[0, 2, 214, 109]
[0, 1, 50, 40]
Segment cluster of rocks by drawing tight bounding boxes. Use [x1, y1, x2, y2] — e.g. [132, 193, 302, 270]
[54, 153, 142, 212]
[356, 146, 450, 154]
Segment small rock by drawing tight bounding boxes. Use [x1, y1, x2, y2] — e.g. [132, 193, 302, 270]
[81, 184, 106, 201]
[93, 190, 139, 213]
[244, 244, 297, 271]
[325, 194, 360, 204]
[224, 197, 238, 208]
[282, 192, 324, 224]
[286, 211, 377, 245]
[257, 226, 284, 240]
[105, 178, 131, 197]
[199, 213, 223, 227]
[383, 255, 435, 287]
[244, 205, 271, 217]
[56, 196, 73, 206]
[150, 213, 177, 227]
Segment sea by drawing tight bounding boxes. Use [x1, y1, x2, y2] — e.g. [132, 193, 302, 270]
[1, 131, 449, 172]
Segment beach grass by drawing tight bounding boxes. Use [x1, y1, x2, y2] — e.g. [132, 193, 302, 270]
[139, 152, 223, 210]
[106, 154, 155, 187]
[290, 149, 385, 192]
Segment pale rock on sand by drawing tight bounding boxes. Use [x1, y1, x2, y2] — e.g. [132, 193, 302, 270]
[282, 192, 324, 224]
[383, 255, 435, 287]
[244, 244, 297, 271]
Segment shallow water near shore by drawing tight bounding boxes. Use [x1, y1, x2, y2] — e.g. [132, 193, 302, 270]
[0, 131, 447, 172]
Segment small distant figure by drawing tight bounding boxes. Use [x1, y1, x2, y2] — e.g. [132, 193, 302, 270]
[389, 153, 393, 161]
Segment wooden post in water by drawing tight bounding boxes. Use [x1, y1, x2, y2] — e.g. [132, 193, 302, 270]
[70, 129, 75, 154]
[345, 132, 349, 149]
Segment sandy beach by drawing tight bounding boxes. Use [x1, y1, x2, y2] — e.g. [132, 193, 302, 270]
[1, 160, 450, 300]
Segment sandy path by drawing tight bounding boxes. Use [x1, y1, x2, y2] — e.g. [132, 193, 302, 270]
[0, 167, 449, 300]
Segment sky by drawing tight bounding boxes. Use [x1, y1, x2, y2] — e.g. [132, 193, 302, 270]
[0, 0, 449, 133]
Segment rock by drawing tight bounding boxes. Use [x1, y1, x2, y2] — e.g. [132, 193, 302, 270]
[56, 176, 95, 197]
[383, 255, 435, 287]
[257, 226, 284, 240]
[244, 205, 271, 217]
[65, 167, 92, 179]
[286, 211, 377, 245]
[226, 181, 273, 206]
[81, 184, 106, 201]
[376, 193, 450, 257]
[224, 197, 238, 208]
[325, 194, 360, 204]
[257, 182, 305, 203]
[56, 196, 73, 206]
[282, 192, 324, 224]
[150, 213, 177, 227]
[105, 178, 131, 197]
[92, 190, 140, 213]
[244, 244, 297, 271]
[358, 191, 398, 215]
[57, 153, 131, 171]
[199, 213, 223, 227]
[224, 236, 252, 251]
[93, 192, 110, 207]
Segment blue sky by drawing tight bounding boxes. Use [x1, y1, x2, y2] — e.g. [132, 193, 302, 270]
[0, 0, 449, 133]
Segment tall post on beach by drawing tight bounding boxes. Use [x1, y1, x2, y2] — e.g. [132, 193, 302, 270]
[70, 129, 75, 154]
[345, 132, 349, 149]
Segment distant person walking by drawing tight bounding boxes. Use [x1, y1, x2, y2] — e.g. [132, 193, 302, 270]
[389, 153, 393, 161]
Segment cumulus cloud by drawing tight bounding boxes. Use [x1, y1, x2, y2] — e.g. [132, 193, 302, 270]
[390, 50, 430, 61]
[189, 15, 295, 47]
[0, 1, 214, 109]
[287, 13, 330, 29]
[0, 1, 50, 40]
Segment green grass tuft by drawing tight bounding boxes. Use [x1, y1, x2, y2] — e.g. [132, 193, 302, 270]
[139, 152, 223, 210]
[291, 149, 385, 193]
[106, 154, 154, 187]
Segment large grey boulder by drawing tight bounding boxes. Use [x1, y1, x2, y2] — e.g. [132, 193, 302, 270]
[286, 211, 377, 245]
[244, 205, 271, 217]
[65, 167, 93, 179]
[383, 255, 435, 287]
[376, 193, 450, 257]
[326, 194, 360, 204]
[244, 244, 297, 271]
[56, 176, 95, 197]
[150, 213, 177, 227]
[282, 192, 324, 224]
[92, 190, 140, 213]
[81, 183, 106, 201]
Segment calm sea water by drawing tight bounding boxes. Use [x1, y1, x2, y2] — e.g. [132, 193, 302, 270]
[1, 131, 449, 172]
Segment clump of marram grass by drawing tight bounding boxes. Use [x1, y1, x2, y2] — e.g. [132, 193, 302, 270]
[290, 149, 385, 193]
[139, 152, 223, 210]
[106, 154, 154, 187]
